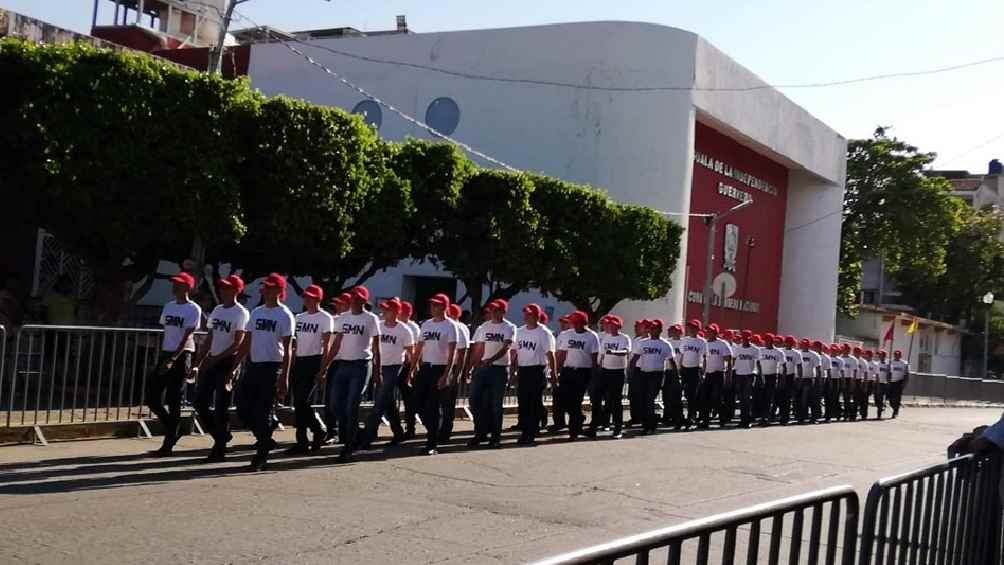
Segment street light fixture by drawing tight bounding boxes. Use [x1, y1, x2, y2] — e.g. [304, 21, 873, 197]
[983, 292, 995, 378]
[703, 198, 753, 325]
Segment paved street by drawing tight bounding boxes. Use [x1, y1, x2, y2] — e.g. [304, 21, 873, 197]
[1, 406, 999, 564]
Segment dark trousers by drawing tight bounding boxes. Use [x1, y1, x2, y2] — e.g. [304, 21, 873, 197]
[237, 361, 280, 456]
[558, 367, 591, 437]
[291, 355, 325, 446]
[754, 373, 777, 422]
[517, 366, 545, 441]
[888, 380, 905, 413]
[627, 369, 643, 425]
[323, 360, 339, 437]
[146, 351, 192, 447]
[734, 373, 755, 424]
[680, 367, 702, 422]
[698, 371, 724, 426]
[776, 374, 795, 424]
[661, 369, 685, 426]
[470, 365, 508, 440]
[874, 382, 886, 416]
[856, 381, 871, 420]
[590, 368, 626, 432]
[841, 379, 856, 419]
[194, 356, 236, 448]
[414, 364, 446, 450]
[438, 378, 459, 441]
[330, 359, 371, 447]
[638, 370, 664, 431]
[364, 364, 406, 442]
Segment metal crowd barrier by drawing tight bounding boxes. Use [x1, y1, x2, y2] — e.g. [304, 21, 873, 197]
[532, 485, 860, 565]
[858, 452, 1003, 565]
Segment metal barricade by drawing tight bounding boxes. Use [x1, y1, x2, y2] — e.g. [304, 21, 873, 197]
[3, 324, 169, 427]
[858, 452, 1003, 565]
[532, 485, 860, 565]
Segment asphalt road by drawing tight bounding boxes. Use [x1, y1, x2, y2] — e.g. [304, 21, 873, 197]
[1, 407, 999, 564]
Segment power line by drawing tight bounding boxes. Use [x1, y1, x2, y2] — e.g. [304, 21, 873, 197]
[252, 35, 1004, 93]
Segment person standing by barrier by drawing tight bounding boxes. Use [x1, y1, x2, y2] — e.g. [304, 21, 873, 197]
[360, 297, 414, 449]
[327, 285, 381, 460]
[191, 275, 247, 461]
[628, 319, 676, 434]
[321, 292, 351, 444]
[235, 273, 294, 471]
[548, 314, 574, 432]
[888, 350, 909, 418]
[468, 299, 516, 448]
[698, 324, 732, 429]
[825, 344, 844, 423]
[409, 293, 458, 455]
[777, 336, 801, 425]
[589, 315, 630, 438]
[732, 330, 760, 428]
[147, 272, 202, 457]
[514, 304, 556, 446]
[441, 303, 469, 443]
[284, 284, 333, 455]
[755, 334, 783, 426]
[678, 320, 707, 428]
[556, 311, 598, 441]
[399, 300, 421, 439]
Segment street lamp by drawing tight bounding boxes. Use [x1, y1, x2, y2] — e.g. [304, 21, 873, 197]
[983, 292, 994, 378]
[703, 198, 753, 325]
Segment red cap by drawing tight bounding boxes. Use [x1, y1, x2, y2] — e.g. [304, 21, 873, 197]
[428, 293, 450, 307]
[379, 297, 402, 312]
[447, 303, 462, 319]
[217, 275, 245, 293]
[170, 272, 196, 290]
[706, 323, 721, 334]
[334, 292, 352, 305]
[522, 303, 543, 318]
[400, 301, 414, 317]
[489, 299, 508, 313]
[687, 319, 703, 330]
[302, 284, 324, 300]
[261, 272, 287, 290]
[350, 285, 370, 301]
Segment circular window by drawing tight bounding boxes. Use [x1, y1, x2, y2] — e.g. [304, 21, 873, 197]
[425, 97, 460, 135]
[351, 100, 382, 130]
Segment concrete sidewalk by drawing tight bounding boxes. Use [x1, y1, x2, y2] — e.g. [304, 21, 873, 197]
[0, 406, 999, 564]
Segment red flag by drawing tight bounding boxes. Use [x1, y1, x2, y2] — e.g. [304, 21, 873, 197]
[882, 320, 894, 343]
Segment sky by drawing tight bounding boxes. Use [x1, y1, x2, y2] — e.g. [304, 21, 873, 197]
[6, 0, 1004, 174]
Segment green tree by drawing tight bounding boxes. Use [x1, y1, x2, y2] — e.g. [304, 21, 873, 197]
[530, 176, 684, 319]
[840, 128, 961, 316]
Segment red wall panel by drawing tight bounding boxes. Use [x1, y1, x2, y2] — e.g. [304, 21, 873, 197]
[684, 122, 789, 333]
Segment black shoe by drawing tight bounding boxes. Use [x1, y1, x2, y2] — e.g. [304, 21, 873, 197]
[284, 444, 310, 456]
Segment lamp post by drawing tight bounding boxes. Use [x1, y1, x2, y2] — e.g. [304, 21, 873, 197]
[702, 199, 753, 325]
[983, 292, 994, 378]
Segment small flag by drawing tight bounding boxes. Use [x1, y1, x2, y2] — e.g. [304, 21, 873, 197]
[883, 321, 894, 343]
[907, 318, 919, 335]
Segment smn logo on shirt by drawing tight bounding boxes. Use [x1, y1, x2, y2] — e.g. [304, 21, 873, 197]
[381, 334, 397, 345]
[297, 322, 319, 334]
[518, 340, 537, 351]
[256, 319, 278, 332]
[341, 324, 366, 336]
[211, 319, 232, 333]
[423, 331, 441, 341]
[164, 315, 186, 328]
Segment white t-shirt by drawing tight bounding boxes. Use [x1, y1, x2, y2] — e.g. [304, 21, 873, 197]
[514, 325, 556, 367]
[760, 347, 784, 375]
[206, 303, 249, 356]
[248, 304, 295, 363]
[678, 336, 707, 368]
[335, 311, 381, 361]
[159, 300, 202, 353]
[559, 329, 599, 369]
[704, 339, 733, 373]
[473, 320, 517, 366]
[733, 345, 760, 375]
[782, 349, 802, 376]
[635, 337, 674, 372]
[890, 360, 909, 382]
[830, 355, 845, 378]
[800, 350, 821, 379]
[294, 310, 334, 357]
[419, 318, 459, 365]
[379, 321, 415, 365]
[599, 333, 632, 370]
